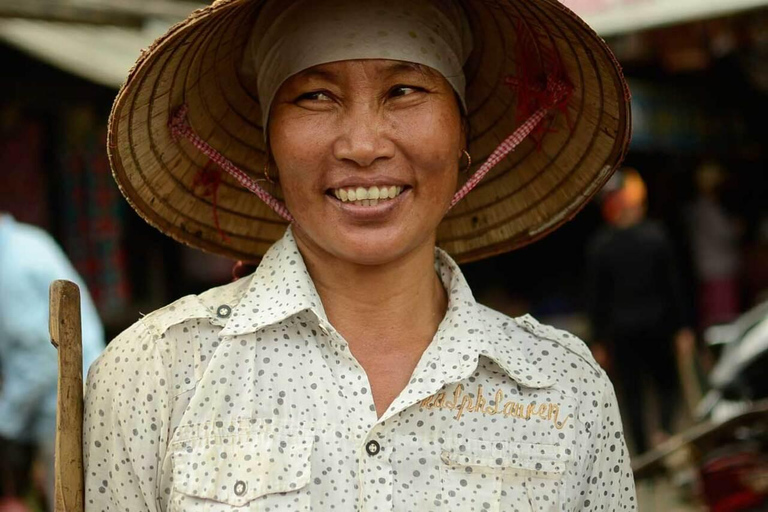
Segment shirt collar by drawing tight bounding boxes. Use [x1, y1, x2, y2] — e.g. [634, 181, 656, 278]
[219, 227, 327, 338]
[424, 249, 554, 390]
[218, 228, 552, 389]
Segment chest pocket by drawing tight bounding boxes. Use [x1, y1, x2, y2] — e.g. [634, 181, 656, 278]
[440, 439, 567, 512]
[170, 420, 314, 511]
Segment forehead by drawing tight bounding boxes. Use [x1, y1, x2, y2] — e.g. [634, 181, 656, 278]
[287, 59, 443, 85]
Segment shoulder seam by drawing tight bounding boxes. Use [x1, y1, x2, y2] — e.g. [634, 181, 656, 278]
[137, 294, 214, 338]
[514, 316, 603, 374]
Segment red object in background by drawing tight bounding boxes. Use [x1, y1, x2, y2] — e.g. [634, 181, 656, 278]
[700, 450, 768, 512]
[699, 278, 741, 329]
[0, 116, 49, 228]
[0, 498, 33, 512]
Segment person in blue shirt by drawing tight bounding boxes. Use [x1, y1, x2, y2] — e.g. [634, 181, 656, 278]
[0, 213, 105, 511]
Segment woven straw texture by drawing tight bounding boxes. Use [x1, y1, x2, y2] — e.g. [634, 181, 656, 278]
[108, 0, 631, 263]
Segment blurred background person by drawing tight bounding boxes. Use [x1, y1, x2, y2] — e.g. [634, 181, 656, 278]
[687, 160, 744, 330]
[0, 213, 105, 512]
[586, 169, 695, 454]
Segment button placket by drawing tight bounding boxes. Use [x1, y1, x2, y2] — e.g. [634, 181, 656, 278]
[360, 434, 394, 511]
[365, 440, 381, 456]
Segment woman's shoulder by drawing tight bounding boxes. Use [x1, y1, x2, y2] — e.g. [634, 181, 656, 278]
[142, 275, 254, 339]
[89, 275, 255, 377]
[476, 305, 604, 380]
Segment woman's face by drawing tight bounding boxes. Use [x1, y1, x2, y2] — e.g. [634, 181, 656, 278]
[269, 59, 463, 266]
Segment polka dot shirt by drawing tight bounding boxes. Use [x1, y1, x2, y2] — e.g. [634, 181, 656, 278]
[84, 227, 636, 511]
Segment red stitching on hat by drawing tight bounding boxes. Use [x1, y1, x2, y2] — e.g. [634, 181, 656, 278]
[449, 18, 574, 211]
[192, 162, 230, 242]
[169, 105, 295, 223]
[170, 88, 570, 223]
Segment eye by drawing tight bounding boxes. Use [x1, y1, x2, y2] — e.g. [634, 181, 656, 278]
[295, 90, 333, 103]
[389, 85, 425, 98]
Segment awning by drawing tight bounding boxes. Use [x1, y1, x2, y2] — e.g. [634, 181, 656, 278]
[0, 0, 198, 89]
[562, 0, 768, 37]
[0, 18, 171, 88]
[1, 0, 767, 89]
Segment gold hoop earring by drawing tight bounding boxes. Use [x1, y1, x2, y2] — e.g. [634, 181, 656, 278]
[461, 149, 472, 174]
[263, 158, 275, 184]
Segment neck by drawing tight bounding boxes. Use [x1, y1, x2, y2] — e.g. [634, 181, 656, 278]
[293, 230, 448, 355]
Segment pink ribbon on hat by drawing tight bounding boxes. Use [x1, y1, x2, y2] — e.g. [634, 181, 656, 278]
[169, 79, 570, 224]
[169, 56, 572, 232]
[169, 105, 294, 223]
[449, 77, 570, 209]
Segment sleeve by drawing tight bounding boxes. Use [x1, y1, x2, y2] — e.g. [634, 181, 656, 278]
[578, 374, 637, 511]
[0, 336, 57, 437]
[0, 256, 58, 438]
[83, 320, 171, 512]
[0, 227, 105, 438]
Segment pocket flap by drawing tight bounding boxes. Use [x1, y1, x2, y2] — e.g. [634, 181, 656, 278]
[172, 431, 313, 507]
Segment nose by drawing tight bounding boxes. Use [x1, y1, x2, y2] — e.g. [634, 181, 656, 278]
[332, 105, 395, 168]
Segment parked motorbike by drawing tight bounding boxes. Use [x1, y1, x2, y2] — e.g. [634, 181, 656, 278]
[633, 301, 768, 511]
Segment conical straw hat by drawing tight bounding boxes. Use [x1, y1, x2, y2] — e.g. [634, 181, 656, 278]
[108, 0, 631, 263]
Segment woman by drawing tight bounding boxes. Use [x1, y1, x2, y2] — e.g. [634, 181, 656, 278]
[85, 0, 634, 510]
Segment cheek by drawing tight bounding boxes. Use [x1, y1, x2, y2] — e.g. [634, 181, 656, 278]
[392, 107, 461, 195]
[269, 119, 330, 202]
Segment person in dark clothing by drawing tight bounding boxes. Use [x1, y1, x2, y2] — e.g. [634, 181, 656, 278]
[586, 168, 694, 454]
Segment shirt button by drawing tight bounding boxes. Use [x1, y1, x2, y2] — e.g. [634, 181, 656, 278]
[365, 440, 381, 456]
[217, 305, 232, 318]
[234, 480, 247, 496]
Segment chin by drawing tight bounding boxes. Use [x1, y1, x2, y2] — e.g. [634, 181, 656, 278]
[331, 231, 418, 266]
[295, 223, 433, 267]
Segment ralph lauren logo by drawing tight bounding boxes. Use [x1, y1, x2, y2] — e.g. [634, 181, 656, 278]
[419, 384, 571, 430]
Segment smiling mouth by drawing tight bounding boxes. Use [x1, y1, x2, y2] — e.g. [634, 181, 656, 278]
[328, 185, 407, 207]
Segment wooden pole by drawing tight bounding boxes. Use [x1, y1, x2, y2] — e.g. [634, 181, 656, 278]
[49, 280, 84, 512]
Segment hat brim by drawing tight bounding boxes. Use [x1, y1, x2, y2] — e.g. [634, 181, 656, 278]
[108, 0, 631, 263]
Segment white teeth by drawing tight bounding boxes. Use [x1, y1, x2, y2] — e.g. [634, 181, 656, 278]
[332, 185, 405, 204]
